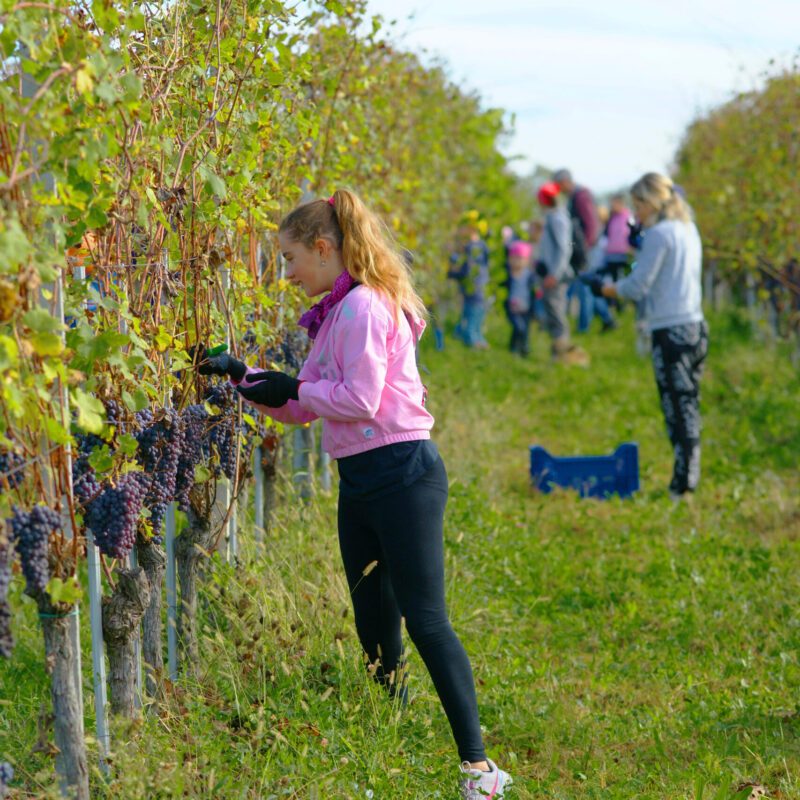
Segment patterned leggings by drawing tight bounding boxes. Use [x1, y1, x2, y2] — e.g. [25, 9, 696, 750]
[651, 321, 709, 494]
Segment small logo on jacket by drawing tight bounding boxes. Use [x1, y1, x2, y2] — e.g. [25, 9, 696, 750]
[363, 427, 375, 439]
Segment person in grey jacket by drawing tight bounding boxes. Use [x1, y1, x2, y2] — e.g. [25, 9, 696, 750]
[587, 172, 708, 499]
[535, 182, 588, 365]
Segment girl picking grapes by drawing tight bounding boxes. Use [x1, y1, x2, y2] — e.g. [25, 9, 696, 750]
[198, 190, 512, 798]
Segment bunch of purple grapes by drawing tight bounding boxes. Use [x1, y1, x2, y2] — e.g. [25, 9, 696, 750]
[264, 331, 308, 375]
[0, 449, 25, 490]
[206, 382, 239, 481]
[86, 472, 148, 559]
[104, 398, 122, 426]
[71, 434, 104, 507]
[135, 409, 184, 540]
[9, 505, 60, 594]
[175, 404, 210, 511]
[135, 408, 154, 428]
[0, 536, 13, 658]
[72, 456, 101, 506]
[281, 330, 308, 373]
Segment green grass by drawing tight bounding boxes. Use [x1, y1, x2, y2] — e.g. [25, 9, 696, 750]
[2, 305, 800, 799]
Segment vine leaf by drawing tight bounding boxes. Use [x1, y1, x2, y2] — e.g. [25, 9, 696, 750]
[72, 388, 105, 434]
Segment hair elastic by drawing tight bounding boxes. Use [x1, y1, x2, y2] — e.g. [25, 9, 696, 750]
[327, 196, 335, 207]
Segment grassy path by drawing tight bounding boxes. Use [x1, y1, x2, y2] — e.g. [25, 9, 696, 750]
[2, 306, 800, 799]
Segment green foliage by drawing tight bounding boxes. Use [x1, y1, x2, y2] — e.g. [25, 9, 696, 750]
[675, 62, 800, 277]
[0, 0, 531, 533]
[3, 309, 799, 798]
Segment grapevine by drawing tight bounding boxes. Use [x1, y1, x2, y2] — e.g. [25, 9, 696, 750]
[0, 534, 13, 658]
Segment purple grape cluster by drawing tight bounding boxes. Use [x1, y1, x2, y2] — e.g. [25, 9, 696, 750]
[86, 472, 148, 559]
[135, 408, 154, 428]
[72, 455, 101, 507]
[264, 331, 308, 375]
[9, 505, 60, 594]
[104, 398, 122, 425]
[175, 404, 210, 511]
[71, 434, 104, 507]
[135, 409, 184, 539]
[0, 536, 13, 658]
[77, 433, 105, 455]
[206, 382, 239, 481]
[0, 449, 25, 490]
[0, 603, 11, 659]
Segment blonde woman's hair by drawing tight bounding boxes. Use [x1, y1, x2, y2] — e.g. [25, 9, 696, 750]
[279, 189, 427, 322]
[630, 172, 693, 224]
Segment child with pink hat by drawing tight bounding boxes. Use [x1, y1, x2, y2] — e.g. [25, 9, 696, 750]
[505, 240, 534, 355]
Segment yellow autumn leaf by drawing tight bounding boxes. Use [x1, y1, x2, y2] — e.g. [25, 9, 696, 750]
[75, 67, 94, 95]
[30, 332, 64, 357]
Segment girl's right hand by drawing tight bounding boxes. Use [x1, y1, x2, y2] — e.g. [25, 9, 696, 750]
[236, 371, 301, 408]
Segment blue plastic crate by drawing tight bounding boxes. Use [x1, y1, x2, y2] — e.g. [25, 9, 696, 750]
[529, 442, 639, 499]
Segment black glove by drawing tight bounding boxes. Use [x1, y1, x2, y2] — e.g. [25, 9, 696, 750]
[236, 370, 300, 408]
[627, 218, 643, 250]
[196, 349, 247, 382]
[579, 273, 605, 298]
[534, 260, 549, 278]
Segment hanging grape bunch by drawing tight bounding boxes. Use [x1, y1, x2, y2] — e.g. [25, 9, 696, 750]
[9, 505, 61, 594]
[85, 472, 149, 559]
[206, 382, 239, 481]
[135, 408, 185, 541]
[264, 330, 308, 375]
[104, 398, 123, 427]
[281, 329, 309, 374]
[175, 403, 210, 511]
[0, 534, 13, 658]
[71, 434, 103, 507]
[0, 449, 25, 491]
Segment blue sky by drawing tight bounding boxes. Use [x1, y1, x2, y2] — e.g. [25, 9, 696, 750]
[363, 0, 799, 193]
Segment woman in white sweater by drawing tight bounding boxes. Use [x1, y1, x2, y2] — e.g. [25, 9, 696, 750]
[589, 172, 708, 499]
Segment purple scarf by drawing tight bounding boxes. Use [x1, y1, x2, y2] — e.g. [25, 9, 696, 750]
[297, 271, 355, 340]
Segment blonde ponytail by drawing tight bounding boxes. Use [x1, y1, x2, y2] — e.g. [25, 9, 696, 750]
[630, 172, 693, 224]
[279, 189, 427, 322]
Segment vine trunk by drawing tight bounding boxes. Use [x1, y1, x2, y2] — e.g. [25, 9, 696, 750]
[102, 567, 151, 717]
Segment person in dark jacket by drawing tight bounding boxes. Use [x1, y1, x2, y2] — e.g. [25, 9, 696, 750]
[553, 168, 601, 333]
[535, 182, 589, 365]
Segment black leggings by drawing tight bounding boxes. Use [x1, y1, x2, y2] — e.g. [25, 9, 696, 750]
[651, 321, 709, 494]
[337, 457, 486, 762]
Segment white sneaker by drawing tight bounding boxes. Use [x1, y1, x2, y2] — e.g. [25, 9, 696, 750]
[459, 759, 513, 799]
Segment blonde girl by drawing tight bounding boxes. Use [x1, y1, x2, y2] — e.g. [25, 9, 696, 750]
[199, 189, 512, 798]
[589, 172, 708, 498]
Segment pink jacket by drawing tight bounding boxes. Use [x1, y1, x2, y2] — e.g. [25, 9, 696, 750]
[605, 210, 632, 256]
[237, 285, 433, 459]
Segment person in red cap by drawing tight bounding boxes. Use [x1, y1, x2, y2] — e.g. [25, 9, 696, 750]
[534, 182, 590, 365]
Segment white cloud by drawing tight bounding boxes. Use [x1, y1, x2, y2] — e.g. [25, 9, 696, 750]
[365, 0, 799, 191]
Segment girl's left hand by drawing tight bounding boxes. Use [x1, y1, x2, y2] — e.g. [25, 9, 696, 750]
[236, 371, 301, 408]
